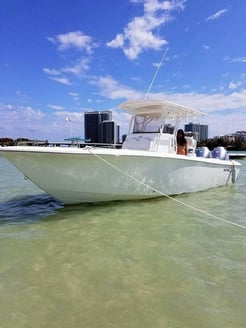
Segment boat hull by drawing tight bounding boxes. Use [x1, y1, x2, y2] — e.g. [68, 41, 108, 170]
[0, 146, 241, 204]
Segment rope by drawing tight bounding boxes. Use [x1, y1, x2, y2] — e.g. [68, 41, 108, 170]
[87, 147, 246, 230]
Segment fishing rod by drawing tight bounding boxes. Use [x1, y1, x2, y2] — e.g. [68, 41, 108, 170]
[145, 47, 169, 99]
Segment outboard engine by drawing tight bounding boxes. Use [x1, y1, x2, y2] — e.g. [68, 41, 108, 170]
[196, 146, 210, 158]
[211, 146, 229, 160]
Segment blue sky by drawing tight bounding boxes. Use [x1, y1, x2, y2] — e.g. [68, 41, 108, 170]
[1, 0, 246, 141]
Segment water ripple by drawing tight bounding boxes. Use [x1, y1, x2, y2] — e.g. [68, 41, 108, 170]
[0, 194, 63, 224]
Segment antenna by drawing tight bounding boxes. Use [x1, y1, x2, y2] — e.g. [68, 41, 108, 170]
[145, 48, 168, 99]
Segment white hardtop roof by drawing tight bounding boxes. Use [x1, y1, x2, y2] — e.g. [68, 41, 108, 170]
[119, 99, 205, 119]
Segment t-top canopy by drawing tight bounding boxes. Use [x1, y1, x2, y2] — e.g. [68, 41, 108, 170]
[119, 99, 205, 119]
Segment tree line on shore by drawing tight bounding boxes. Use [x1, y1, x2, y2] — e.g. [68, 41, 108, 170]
[197, 137, 246, 151]
[1, 138, 32, 146]
[0, 138, 48, 146]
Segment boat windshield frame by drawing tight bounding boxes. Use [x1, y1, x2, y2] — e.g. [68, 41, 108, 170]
[132, 112, 175, 134]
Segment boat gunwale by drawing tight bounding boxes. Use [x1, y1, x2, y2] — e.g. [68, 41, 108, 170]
[0, 146, 241, 167]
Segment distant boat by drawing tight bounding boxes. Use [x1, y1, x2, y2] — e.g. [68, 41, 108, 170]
[0, 99, 241, 204]
[228, 151, 246, 159]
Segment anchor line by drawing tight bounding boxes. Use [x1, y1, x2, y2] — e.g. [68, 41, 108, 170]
[87, 147, 246, 230]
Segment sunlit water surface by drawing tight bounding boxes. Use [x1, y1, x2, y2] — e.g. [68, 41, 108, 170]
[0, 156, 245, 328]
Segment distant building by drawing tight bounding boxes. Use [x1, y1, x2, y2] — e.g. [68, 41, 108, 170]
[222, 134, 236, 143]
[84, 111, 112, 143]
[84, 111, 119, 144]
[235, 131, 246, 142]
[184, 122, 208, 142]
[100, 120, 118, 144]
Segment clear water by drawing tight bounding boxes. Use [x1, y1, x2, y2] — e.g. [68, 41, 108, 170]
[0, 157, 245, 328]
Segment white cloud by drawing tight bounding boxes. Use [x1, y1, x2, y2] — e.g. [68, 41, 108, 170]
[44, 31, 96, 85]
[90, 75, 143, 99]
[232, 57, 246, 63]
[143, 0, 186, 13]
[43, 54, 90, 85]
[0, 102, 85, 141]
[43, 67, 60, 76]
[202, 44, 210, 51]
[48, 31, 97, 54]
[107, 0, 186, 59]
[0, 103, 44, 121]
[0, 102, 46, 139]
[62, 58, 90, 78]
[107, 34, 124, 48]
[229, 81, 241, 90]
[207, 8, 229, 21]
[206, 109, 246, 137]
[69, 92, 79, 97]
[91, 75, 246, 123]
[152, 90, 246, 136]
[89, 74, 246, 136]
[164, 90, 246, 113]
[48, 104, 65, 111]
[1, 84, 246, 140]
[54, 110, 83, 122]
[15, 89, 29, 101]
[49, 76, 71, 85]
[227, 74, 246, 90]
[43, 67, 71, 85]
[68, 92, 80, 102]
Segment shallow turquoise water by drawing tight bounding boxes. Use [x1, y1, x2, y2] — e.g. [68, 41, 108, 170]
[0, 157, 245, 328]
